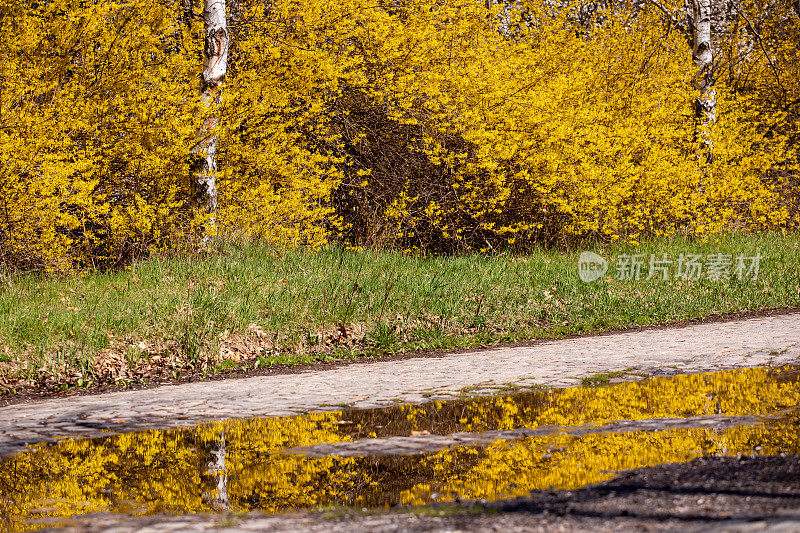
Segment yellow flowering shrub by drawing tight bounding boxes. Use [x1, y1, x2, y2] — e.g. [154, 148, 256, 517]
[0, 0, 345, 270]
[329, 1, 795, 249]
[1, 0, 199, 270]
[2, 0, 797, 269]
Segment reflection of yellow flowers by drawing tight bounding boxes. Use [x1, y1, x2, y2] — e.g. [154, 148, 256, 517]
[400, 422, 800, 506]
[0, 413, 356, 531]
[0, 367, 797, 531]
[457, 366, 800, 433]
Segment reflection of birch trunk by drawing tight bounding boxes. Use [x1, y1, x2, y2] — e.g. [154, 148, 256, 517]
[191, 0, 228, 243]
[202, 430, 230, 512]
[692, 0, 715, 166]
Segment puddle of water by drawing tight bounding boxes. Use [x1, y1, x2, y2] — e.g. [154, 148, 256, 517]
[1, 366, 799, 531]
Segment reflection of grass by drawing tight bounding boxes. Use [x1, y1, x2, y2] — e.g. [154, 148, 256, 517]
[492, 383, 525, 393]
[582, 371, 627, 386]
[409, 503, 498, 517]
[317, 504, 386, 518]
[214, 511, 249, 528]
[2, 232, 799, 394]
[318, 502, 497, 519]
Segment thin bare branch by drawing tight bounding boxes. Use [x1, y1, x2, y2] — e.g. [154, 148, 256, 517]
[645, 0, 691, 37]
[730, 0, 788, 101]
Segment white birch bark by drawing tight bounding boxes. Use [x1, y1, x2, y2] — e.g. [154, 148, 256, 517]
[191, 0, 228, 241]
[202, 432, 230, 512]
[492, 0, 522, 37]
[692, 0, 716, 164]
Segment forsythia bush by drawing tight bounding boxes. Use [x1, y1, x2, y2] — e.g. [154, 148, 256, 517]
[1, 0, 797, 269]
[324, 0, 796, 249]
[1, 0, 199, 270]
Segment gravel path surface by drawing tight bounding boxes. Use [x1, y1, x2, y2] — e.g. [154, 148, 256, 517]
[2, 312, 799, 457]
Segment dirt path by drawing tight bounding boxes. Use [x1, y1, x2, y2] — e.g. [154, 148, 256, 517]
[2, 312, 799, 457]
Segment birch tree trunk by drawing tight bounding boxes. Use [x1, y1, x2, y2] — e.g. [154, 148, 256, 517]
[201, 431, 230, 512]
[191, 0, 228, 242]
[692, 0, 716, 165]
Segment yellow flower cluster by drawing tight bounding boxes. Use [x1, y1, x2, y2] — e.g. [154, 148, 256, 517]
[2, 0, 797, 268]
